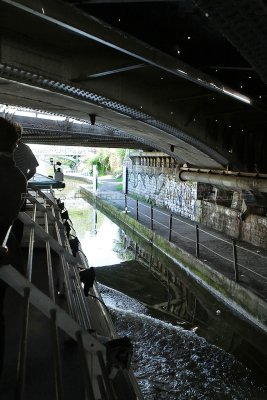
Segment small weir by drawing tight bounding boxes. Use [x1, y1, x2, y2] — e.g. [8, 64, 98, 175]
[58, 179, 267, 399]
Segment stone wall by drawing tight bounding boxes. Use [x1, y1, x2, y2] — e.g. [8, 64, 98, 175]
[127, 154, 267, 248]
[242, 215, 267, 247]
[128, 164, 198, 220]
[196, 200, 242, 238]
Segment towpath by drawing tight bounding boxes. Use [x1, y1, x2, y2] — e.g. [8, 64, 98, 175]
[87, 177, 267, 302]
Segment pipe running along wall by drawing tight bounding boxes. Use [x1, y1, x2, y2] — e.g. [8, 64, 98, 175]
[179, 171, 267, 193]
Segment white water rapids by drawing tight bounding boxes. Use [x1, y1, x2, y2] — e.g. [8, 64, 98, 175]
[100, 284, 266, 400]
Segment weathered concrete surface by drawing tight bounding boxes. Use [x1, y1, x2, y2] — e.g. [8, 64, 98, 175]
[127, 162, 267, 248]
[95, 260, 167, 306]
[128, 164, 198, 220]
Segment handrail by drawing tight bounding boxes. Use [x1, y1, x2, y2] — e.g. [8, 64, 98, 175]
[18, 213, 79, 265]
[0, 265, 106, 352]
[0, 225, 12, 258]
[0, 188, 142, 400]
[1, 225, 12, 248]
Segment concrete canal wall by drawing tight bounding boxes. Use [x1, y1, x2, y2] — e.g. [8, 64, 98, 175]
[80, 187, 267, 347]
[127, 154, 267, 248]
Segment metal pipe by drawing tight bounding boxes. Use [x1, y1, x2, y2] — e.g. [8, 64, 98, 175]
[96, 351, 115, 400]
[72, 266, 93, 329]
[1, 225, 12, 247]
[0, 225, 12, 258]
[76, 331, 96, 400]
[71, 290, 84, 326]
[15, 287, 30, 400]
[179, 170, 267, 193]
[26, 203, 36, 282]
[150, 206, 153, 230]
[97, 376, 108, 400]
[50, 309, 64, 400]
[44, 201, 56, 302]
[195, 225, 200, 258]
[232, 239, 239, 283]
[124, 195, 128, 213]
[50, 203, 76, 320]
[169, 213, 173, 242]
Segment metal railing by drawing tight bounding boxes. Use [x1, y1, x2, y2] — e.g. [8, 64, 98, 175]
[98, 192, 267, 291]
[0, 188, 142, 400]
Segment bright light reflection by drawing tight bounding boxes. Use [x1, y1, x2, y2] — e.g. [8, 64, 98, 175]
[222, 88, 251, 104]
[0, 103, 88, 124]
[69, 118, 83, 124]
[15, 110, 36, 117]
[0, 104, 16, 113]
[37, 114, 66, 121]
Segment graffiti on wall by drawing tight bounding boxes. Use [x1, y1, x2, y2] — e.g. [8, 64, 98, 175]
[128, 167, 197, 220]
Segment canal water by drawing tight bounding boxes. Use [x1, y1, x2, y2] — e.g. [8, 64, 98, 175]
[55, 180, 267, 399]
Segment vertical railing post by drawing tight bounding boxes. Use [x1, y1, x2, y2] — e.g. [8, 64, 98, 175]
[150, 205, 153, 230]
[232, 239, 239, 282]
[149, 254, 152, 272]
[167, 270, 170, 308]
[136, 199, 139, 221]
[16, 287, 30, 400]
[169, 213, 173, 242]
[50, 309, 64, 400]
[124, 194, 127, 213]
[195, 224, 200, 258]
[135, 243, 138, 260]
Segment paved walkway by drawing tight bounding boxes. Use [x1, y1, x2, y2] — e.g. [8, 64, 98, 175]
[95, 180, 267, 302]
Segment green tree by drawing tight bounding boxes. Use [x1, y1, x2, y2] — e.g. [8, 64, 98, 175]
[83, 148, 126, 176]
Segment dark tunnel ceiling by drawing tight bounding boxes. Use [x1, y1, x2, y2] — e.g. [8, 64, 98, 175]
[1, 0, 267, 172]
[63, 0, 267, 104]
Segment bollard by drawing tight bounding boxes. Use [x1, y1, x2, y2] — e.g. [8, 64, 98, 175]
[169, 213, 173, 242]
[232, 239, 239, 282]
[136, 199, 139, 221]
[150, 206, 153, 230]
[195, 224, 199, 258]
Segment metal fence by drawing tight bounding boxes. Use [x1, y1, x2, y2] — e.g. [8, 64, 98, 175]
[98, 191, 267, 291]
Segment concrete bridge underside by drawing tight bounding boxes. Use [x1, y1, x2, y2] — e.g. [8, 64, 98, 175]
[0, 0, 267, 172]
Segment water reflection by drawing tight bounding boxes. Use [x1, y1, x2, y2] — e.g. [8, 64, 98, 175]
[55, 180, 132, 266]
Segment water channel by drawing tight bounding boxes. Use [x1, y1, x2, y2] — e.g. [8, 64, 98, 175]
[55, 179, 267, 399]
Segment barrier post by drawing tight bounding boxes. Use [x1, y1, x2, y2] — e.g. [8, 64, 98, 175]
[150, 206, 153, 230]
[124, 194, 127, 213]
[169, 213, 173, 242]
[135, 243, 138, 260]
[195, 224, 200, 258]
[136, 199, 139, 221]
[232, 239, 239, 282]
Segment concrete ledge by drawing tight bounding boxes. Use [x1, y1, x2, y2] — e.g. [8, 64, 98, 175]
[81, 187, 267, 336]
[65, 174, 92, 184]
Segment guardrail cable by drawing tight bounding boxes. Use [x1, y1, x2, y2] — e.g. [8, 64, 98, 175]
[120, 194, 267, 284]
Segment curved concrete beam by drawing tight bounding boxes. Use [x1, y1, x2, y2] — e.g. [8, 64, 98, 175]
[0, 0, 267, 171]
